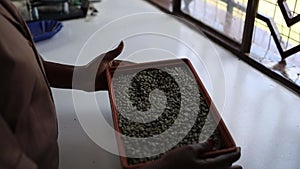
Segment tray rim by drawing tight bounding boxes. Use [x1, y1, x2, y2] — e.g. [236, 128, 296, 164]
[106, 58, 237, 169]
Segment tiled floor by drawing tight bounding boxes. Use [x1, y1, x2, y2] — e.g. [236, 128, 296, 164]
[36, 0, 300, 169]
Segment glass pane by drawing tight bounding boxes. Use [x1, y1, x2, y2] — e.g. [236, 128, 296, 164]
[181, 0, 248, 43]
[250, 0, 300, 87]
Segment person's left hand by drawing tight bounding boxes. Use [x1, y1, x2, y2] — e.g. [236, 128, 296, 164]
[74, 41, 134, 91]
[139, 142, 241, 169]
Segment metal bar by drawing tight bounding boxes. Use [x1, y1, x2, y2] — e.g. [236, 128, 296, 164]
[240, 53, 300, 95]
[278, 0, 300, 27]
[172, 0, 181, 14]
[283, 45, 300, 59]
[257, 13, 300, 60]
[146, 0, 300, 95]
[221, 0, 247, 11]
[293, 0, 298, 15]
[241, 0, 259, 54]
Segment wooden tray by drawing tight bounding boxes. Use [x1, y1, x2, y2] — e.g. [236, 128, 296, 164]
[106, 58, 237, 169]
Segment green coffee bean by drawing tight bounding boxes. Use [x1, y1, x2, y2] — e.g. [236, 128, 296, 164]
[112, 65, 226, 165]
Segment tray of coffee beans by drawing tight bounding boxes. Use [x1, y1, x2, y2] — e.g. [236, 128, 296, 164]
[106, 59, 237, 169]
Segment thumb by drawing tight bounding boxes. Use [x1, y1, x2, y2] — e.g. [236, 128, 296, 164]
[103, 41, 124, 62]
[228, 165, 243, 169]
[190, 139, 215, 157]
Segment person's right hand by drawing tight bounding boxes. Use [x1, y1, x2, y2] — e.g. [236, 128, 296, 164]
[141, 142, 241, 169]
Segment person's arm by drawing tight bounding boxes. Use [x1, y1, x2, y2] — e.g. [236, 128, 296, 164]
[43, 61, 74, 89]
[0, 116, 37, 169]
[140, 142, 242, 169]
[43, 42, 124, 92]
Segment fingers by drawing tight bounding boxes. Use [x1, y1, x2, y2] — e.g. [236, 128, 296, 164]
[228, 165, 243, 169]
[103, 41, 124, 61]
[189, 140, 215, 156]
[201, 147, 241, 169]
[112, 60, 136, 67]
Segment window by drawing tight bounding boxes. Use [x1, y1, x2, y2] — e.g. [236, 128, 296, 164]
[147, 0, 300, 94]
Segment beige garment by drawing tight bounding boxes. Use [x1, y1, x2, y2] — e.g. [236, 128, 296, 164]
[0, 1, 58, 169]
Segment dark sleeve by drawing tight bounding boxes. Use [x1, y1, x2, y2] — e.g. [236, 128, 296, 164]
[42, 60, 75, 89]
[0, 116, 37, 169]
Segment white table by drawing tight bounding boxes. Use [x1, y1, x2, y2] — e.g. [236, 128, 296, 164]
[36, 0, 300, 169]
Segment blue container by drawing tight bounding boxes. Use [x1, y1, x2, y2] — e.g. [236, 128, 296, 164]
[27, 20, 63, 42]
